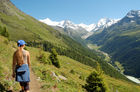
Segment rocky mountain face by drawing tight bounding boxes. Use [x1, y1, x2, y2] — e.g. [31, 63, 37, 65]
[40, 18, 95, 32]
[82, 18, 120, 39]
[40, 18, 119, 41]
[86, 10, 140, 78]
[121, 10, 140, 24]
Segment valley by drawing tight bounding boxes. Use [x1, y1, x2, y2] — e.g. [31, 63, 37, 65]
[1, 35, 140, 92]
[86, 10, 140, 78]
[0, 0, 140, 92]
[87, 43, 140, 84]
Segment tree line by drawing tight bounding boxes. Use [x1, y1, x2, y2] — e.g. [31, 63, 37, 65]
[26, 39, 129, 81]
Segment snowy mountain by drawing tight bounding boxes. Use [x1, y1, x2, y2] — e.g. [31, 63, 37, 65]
[126, 10, 140, 18]
[118, 10, 140, 24]
[86, 10, 140, 78]
[91, 18, 120, 32]
[40, 18, 96, 32]
[40, 18, 120, 40]
[81, 18, 120, 39]
[40, 18, 119, 32]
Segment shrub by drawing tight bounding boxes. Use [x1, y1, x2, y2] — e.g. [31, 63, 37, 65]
[1, 26, 9, 39]
[70, 69, 75, 74]
[83, 63, 107, 92]
[49, 48, 60, 68]
[0, 83, 6, 92]
[84, 71, 106, 92]
[38, 52, 51, 64]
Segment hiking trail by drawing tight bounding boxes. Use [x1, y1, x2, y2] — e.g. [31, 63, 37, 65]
[30, 70, 41, 92]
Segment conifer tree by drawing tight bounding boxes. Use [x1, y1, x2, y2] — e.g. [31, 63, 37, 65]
[1, 27, 9, 38]
[84, 62, 106, 92]
[49, 48, 60, 68]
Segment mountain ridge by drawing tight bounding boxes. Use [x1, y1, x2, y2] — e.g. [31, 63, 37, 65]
[86, 10, 140, 78]
[40, 18, 120, 40]
[40, 18, 96, 32]
[0, 0, 140, 91]
[40, 18, 119, 32]
[0, 0, 128, 80]
[1, 35, 140, 92]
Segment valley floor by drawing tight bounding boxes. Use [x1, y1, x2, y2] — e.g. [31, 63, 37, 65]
[0, 36, 140, 92]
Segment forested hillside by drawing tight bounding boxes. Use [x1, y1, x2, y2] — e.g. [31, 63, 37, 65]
[1, 35, 140, 92]
[0, 0, 129, 80]
[1, 0, 140, 92]
[87, 10, 140, 77]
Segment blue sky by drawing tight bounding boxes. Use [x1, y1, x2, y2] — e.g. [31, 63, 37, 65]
[11, 0, 140, 24]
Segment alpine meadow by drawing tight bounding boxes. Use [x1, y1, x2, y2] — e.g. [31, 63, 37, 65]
[0, 0, 140, 92]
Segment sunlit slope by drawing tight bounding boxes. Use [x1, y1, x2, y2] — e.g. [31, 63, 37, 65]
[87, 10, 140, 77]
[0, 0, 130, 81]
[0, 36, 140, 92]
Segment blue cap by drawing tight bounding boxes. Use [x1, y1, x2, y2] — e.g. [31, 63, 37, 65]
[17, 40, 26, 47]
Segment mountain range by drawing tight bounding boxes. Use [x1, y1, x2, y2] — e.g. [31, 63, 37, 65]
[40, 10, 140, 78]
[40, 18, 120, 40]
[1, 0, 140, 91]
[86, 10, 140, 78]
[40, 18, 119, 36]
[40, 18, 95, 32]
[0, 0, 126, 80]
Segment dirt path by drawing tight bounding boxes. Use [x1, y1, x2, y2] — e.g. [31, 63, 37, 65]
[30, 71, 59, 92]
[30, 70, 41, 92]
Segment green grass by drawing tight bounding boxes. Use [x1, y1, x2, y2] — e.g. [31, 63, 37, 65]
[0, 36, 20, 91]
[115, 61, 124, 74]
[27, 39, 140, 92]
[87, 43, 111, 62]
[0, 0, 68, 48]
[0, 35, 140, 92]
[0, 1, 140, 91]
[0, 0, 131, 81]
[29, 47, 92, 92]
[87, 43, 101, 50]
[86, 20, 140, 77]
[121, 29, 140, 37]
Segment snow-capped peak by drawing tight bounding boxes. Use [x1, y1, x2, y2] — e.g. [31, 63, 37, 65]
[62, 20, 76, 29]
[97, 18, 120, 28]
[40, 18, 59, 26]
[78, 23, 96, 32]
[39, 18, 119, 32]
[126, 10, 140, 18]
[97, 18, 109, 26]
[40, 18, 96, 32]
[88, 18, 120, 32]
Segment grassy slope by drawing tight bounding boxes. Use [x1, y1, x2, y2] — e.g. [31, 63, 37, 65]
[0, 0, 130, 81]
[100, 29, 140, 77]
[86, 20, 140, 77]
[0, 36, 20, 91]
[0, 1, 139, 91]
[0, 0, 68, 48]
[1, 36, 140, 92]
